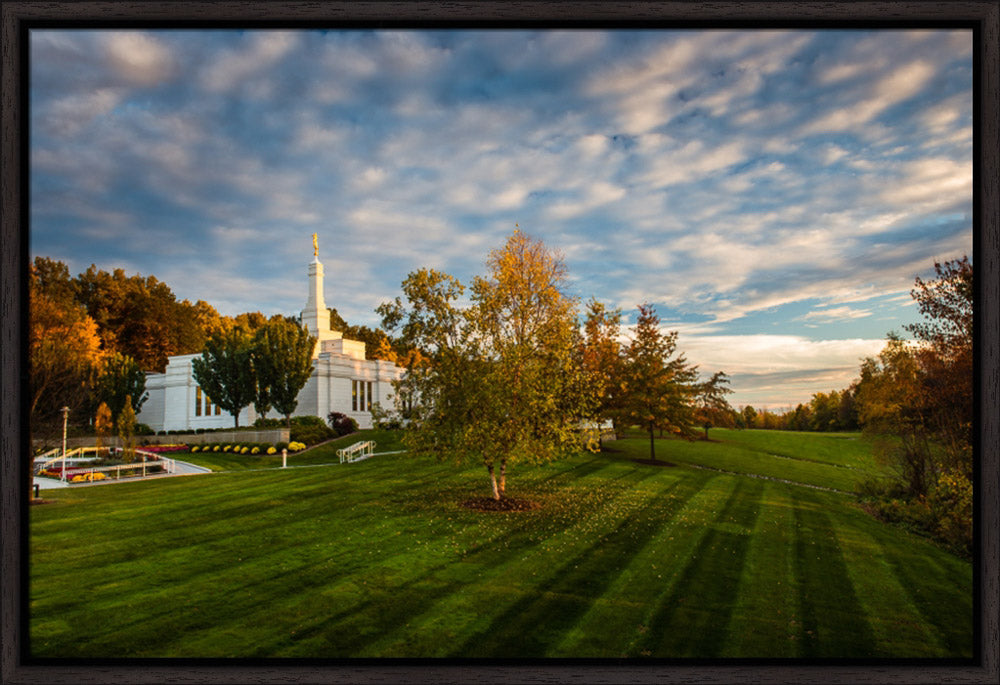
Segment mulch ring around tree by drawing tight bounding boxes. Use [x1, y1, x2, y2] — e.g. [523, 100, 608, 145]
[632, 458, 677, 467]
[460, 497, 543, 512]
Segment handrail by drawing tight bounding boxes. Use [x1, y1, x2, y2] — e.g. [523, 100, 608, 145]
[336, 440, 377, 464]
[35, 445, 176, 479]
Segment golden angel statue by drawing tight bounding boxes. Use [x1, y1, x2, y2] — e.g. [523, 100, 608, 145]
[312, 233, 318, 256]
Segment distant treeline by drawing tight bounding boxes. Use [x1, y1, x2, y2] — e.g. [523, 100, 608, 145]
[736, 388, 859, 432]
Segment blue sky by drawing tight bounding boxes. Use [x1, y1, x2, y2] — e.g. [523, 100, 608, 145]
[29, 29, 973, 409]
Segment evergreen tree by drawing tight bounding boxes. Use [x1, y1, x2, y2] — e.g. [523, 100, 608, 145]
[693, 371, 734, 440]
[622, 304, 698, 460]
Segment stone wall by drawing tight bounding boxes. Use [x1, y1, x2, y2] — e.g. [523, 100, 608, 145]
[34, 429, 290, 451]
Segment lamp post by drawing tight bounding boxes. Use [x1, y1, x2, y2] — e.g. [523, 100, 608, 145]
[60, 406, 69, 483]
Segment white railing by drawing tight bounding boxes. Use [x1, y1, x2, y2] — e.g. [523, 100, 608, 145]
[34, 445, 175, 482]
[337, 440, 376, 464]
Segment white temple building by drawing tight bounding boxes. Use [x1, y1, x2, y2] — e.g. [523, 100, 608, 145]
[137, 240, 404, 432]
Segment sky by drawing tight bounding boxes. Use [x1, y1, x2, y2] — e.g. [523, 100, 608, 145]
[29, 29, 973, 409]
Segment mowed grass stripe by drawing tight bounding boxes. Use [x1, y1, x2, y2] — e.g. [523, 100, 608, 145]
[793, 491, 877, 656]
[549, 470, 730, 657]
[831, 521, 947, 656]
[879, 532, 973, 657]
[719, 482, 801, 657]
[369, 464, 674, 657]
[634, 477, 764, 657]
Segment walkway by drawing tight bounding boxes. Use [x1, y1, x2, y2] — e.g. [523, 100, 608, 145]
[34, 458, 212, 489]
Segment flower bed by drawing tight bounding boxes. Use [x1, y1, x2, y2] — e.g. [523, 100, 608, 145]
[139, 444, 189, 454]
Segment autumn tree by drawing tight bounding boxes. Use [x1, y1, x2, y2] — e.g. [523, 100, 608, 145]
[95, 402, 113, 455]
[380, 231, 596, 501]
[191, 325, 257, 428]
[580, 299, 625, 443]
[622, 304, 698, 460]
[118, 395, 137, 460]
[252, 317, 317, 429]
[29, 260, 104, 438]
[75, 264, 208, 372]
[854, 256, 973, 554]
[693, 371, 734, 440]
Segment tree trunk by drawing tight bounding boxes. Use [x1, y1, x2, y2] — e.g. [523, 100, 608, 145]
[499, 460, 506, 496]
[703, 424, 709, 440]
[648, 422, 656, 461]
[233, 411, 240, 429]
[285, 414, 292, 431]
[488, 464, 500, 500]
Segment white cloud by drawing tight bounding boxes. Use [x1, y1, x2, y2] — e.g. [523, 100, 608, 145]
[40, 88, 121, 136]
[799, 60, 936, 136]
[799, 306, 873, 323]
[200, 31, 300, 93]
[880, 157, 972, 209]
[103, 32, 175, 86]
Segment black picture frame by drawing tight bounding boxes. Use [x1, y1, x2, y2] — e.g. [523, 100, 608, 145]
[3, 2, 997, 683]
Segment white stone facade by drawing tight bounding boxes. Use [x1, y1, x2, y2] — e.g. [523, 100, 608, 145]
[137, 250, 404, 432]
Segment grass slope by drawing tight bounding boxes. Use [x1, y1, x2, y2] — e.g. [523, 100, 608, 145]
[29, 430, 972, 658]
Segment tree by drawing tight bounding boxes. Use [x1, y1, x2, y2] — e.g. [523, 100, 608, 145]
[381, 231, 596, 500]
[252, 318, 317, 429]
[93, 351, 148, 426]
[95, 402, 113, 456]
[29, 261, 104, 438]
[741, 405, 758, 429]
[191, 326, 256, 428]
[854, 257, 973, 554]
[75, 264, 211, 372]
[118, 395, 137, 461]
[855, 336, 935, 495]
[580, 299, 625, 443]
[622, 304, 698, 460]
[693, 371, 734, 440]
[808, 390, 840, 432]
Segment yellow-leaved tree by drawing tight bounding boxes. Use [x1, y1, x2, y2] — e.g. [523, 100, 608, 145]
[379, 230, 597, 503]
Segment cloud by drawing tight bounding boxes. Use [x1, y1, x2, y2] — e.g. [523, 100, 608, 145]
[28, 28, 972, 407]
[799, 306, 873, 323]
[200, 31, 300, 93]
[103, 32, 175, 86]
[676, 333, 886, 406]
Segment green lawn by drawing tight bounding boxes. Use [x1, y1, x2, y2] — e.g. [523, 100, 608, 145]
[175, 430, 405, 472]
[29, 429, 972, 658]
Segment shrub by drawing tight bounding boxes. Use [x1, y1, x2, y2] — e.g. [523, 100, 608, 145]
[253, 417, 285, 429]
[241, 446, 250, 454]
[291, 424, 335, 446]
[288, 441, 306, 452]
[267, 446, 277, 455]
[222, 445, 232, 452]
[275, 441, 289, 451]
[292, 415, 327, 428]
[191, 445, 200, 453]
[327, 412, 359, 437]
[251, 446, 260, 455]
